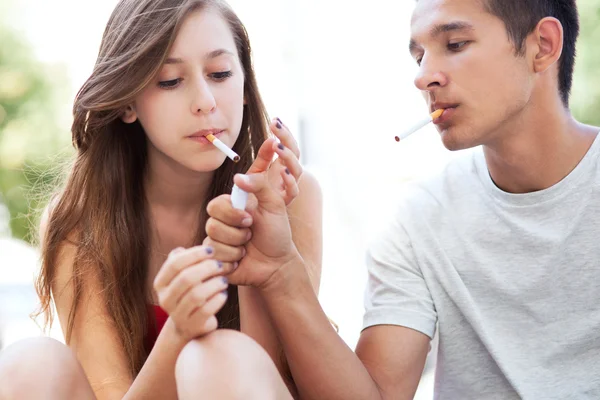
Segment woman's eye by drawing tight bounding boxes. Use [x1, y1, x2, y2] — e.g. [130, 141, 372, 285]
[158, 78, 182, 89]
[210, 71, 233, 81]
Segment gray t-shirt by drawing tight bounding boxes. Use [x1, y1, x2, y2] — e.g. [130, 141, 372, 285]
[363, 134, 600, 399]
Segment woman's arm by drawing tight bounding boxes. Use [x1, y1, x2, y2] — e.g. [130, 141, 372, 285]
[41, 206, 223, 400]
[48, 236, 190, 400]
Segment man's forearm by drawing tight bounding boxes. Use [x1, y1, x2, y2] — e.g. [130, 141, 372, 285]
[260, 255, 382, 400]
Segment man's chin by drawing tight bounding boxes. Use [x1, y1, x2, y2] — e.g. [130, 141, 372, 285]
[439, 127, 477, 151]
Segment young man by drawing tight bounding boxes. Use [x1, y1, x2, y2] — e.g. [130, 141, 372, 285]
[206, 0, 600, 398]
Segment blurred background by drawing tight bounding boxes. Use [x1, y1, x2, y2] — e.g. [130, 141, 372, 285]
[0, 0, 598, 397]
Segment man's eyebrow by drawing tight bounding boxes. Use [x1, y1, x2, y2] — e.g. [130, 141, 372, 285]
[409, 21, 475, 56]
[431, 21, 475, 37]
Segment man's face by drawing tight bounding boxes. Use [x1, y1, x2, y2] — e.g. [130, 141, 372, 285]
[410, 0, 535, 150]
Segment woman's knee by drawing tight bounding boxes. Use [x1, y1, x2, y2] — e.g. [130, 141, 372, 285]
[176, 330, 287, 400]
[0, 337, 94, 400]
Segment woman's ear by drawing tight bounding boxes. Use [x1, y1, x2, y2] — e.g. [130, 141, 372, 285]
[121, 105, 138, 124]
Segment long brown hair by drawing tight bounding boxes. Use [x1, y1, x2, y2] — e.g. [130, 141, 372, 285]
[35, 0, 269, 377]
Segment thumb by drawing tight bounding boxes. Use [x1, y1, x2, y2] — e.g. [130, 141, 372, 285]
[247, 138, 277, 174]
[233, 173, 280, 207]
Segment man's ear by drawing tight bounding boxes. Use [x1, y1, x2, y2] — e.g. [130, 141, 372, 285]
[530, 17, 563, 74]
[121, 105, 138, 124]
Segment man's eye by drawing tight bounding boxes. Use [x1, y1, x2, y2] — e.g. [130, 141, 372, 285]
[448, 41, 469, 51]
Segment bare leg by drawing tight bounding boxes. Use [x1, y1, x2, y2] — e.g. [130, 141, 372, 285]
[176, 330, 293, 400]
[0, 337, 95, 400]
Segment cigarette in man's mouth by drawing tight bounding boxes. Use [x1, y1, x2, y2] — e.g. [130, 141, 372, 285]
[395, 108, 445, 143]
[205, 134, 240, 163]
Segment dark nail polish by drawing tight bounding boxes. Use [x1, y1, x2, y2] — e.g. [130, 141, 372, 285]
[217, 261, 223, 268]
[276, 117, 282, 124]
[285, 168, 290, 175]
[278, 143, 285, 151]
[276, 122, 282, 129]
[205, 247, 213, 254]
[222, 289, 229, 296]
[222, 277, 228, 284]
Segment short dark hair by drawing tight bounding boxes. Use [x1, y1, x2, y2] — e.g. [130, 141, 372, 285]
[483, 0, 580, 106]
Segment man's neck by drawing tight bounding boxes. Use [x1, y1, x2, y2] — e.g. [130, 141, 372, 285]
[483, 97, 598, 194]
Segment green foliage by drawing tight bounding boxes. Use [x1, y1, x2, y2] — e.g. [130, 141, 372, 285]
[571, 0, 600, 126]
[0, 20, 72, 241]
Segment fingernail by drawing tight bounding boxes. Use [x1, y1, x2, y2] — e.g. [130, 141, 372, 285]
[276, 117, 282, 124]
[222, 277, 229, 284]
[277, 143, 284, 151]
[276, 122, 282, 129]
[205, 247, 214, 254]
[233, 262, 239, 270]
[222, 289, 229, 296]
[242, 247, 247, 257]
[285, 168, 290, 175]
[246, 231, 252, 240]
[241, 217, 252, 227]
[217, 260, 223, 269]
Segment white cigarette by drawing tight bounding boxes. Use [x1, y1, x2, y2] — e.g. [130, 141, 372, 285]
[206, 134, 240, 163]
[395, 109, 444, 142]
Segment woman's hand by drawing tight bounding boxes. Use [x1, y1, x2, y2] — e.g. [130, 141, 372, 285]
[153, 246, 230, 341]
[249, 118, 303, 206]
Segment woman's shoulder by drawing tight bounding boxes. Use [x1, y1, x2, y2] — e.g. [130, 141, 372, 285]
[38, 193, 80, 265]
[296, 170, 322, 204]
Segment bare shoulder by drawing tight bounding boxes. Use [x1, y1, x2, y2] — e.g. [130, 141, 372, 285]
[288, 169, 322, 235]
[39, 195, 133, 394]
[288, 170, 323, 291]
[38, 195, 83, 307]
[291, 170, 323, 213]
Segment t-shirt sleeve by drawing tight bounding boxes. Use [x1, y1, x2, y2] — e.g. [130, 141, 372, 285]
[363, 209, 437, 339]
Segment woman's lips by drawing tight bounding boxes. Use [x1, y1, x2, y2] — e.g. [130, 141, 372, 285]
[188, 130, 224, 144]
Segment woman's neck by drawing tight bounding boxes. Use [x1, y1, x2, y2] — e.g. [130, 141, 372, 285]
[144, 144, 214, 213]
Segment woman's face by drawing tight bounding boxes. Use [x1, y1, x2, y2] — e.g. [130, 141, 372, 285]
[129, 8, 245, 173]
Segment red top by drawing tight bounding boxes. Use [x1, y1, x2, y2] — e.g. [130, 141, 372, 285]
[145, 305, 169, 352]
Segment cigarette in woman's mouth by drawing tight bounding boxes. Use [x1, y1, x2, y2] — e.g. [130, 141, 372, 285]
[206, 134, 240, 163]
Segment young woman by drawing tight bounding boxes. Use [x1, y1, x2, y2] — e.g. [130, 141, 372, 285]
[0, 1, 322, 399]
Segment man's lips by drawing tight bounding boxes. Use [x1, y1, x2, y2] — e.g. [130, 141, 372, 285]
[431, 104, 459, 124]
